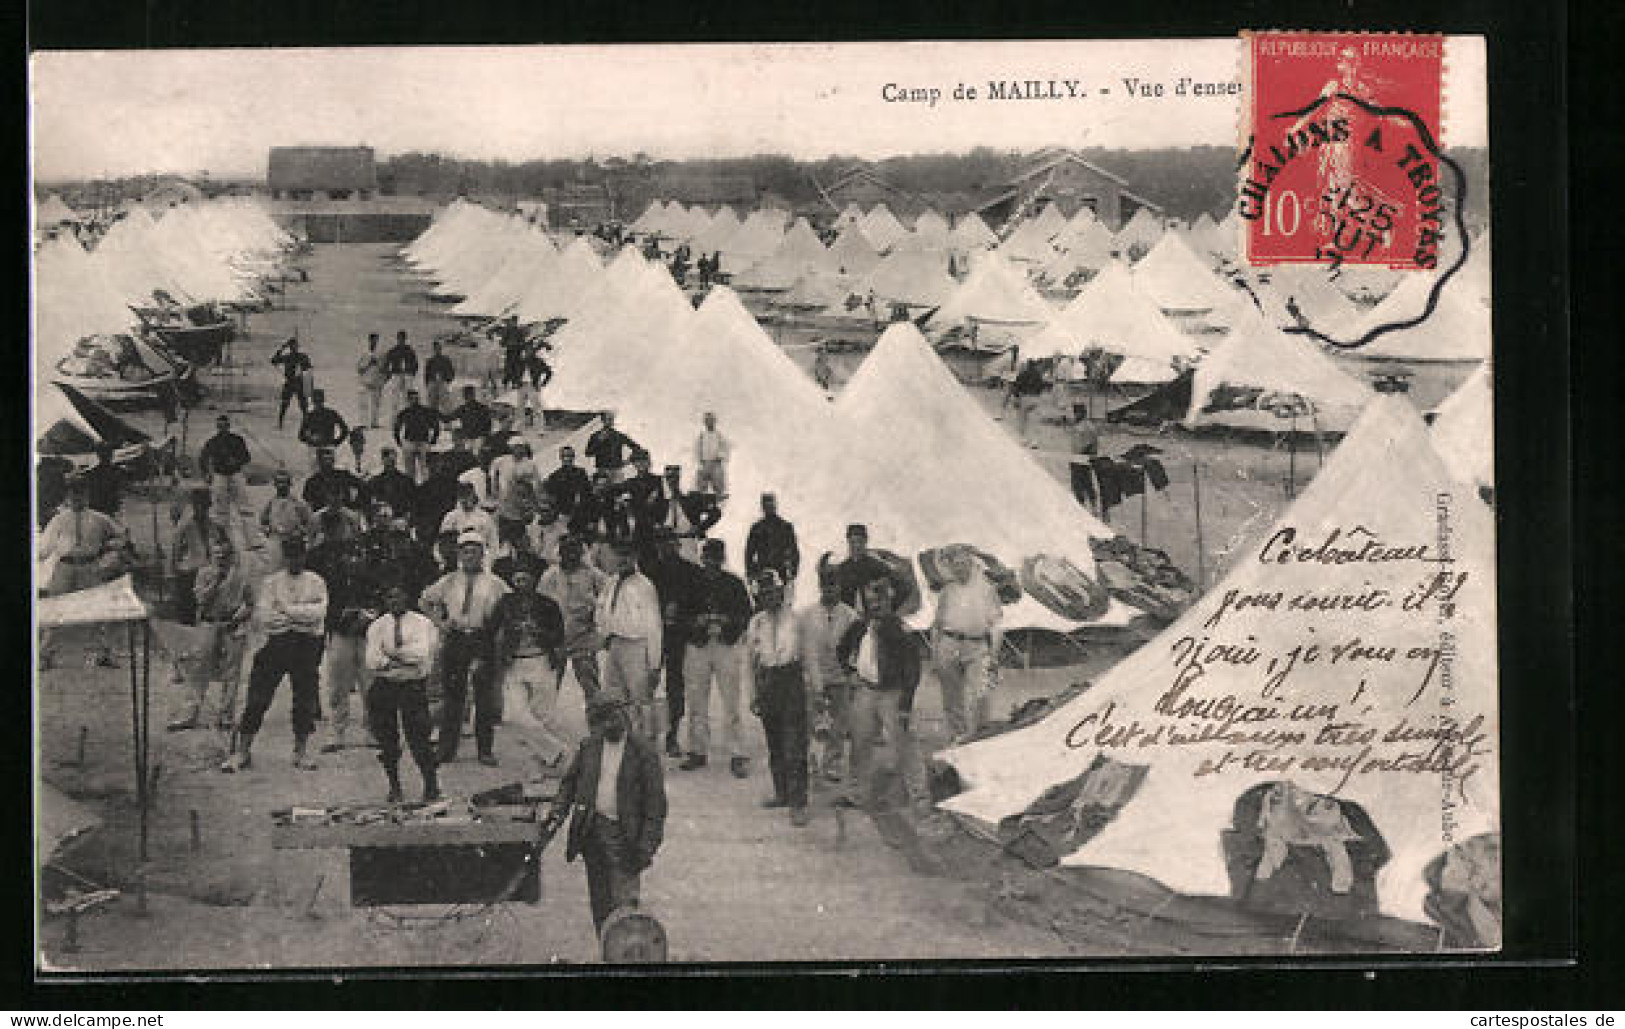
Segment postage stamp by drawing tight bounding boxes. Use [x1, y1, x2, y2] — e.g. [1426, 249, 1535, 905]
[1241, 32, 1455, 274]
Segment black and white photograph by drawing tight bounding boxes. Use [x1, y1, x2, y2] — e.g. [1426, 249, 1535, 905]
[29, 37, 1501, 970]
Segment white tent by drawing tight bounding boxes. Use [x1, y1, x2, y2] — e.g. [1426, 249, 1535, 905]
[546, 261, 698, 413]
[860, 204, 909, 251]
[853, 251, 959, 310]
[1430, 362, 1494, 492]
[949, 211, 999, 252]
[930, 251, 1055, 336]
[690, 207, 744, 256]
[1188, 312, 1372, 432]
[826, 226, 883, 276]
[1344, 273, 1491, 362]
[509, 236, 604, 325]
[832, 322, 1139, 631]
[1115, 207, 1165, 258]
[912, 208, 951, 243]
[1132, 231, 1238, 314]
[941, 395, 1499, 928]
[35, 194, 81, 227]
[1026, 263, 1198, 377]
[733, 217, 831, 290]
[449, 230, 558, 318]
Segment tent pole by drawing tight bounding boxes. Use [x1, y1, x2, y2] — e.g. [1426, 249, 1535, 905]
[1286, 416, 1297, 499]
[1193, 459, 1206, 591]
[1140, 468, 1150, 547]
[128, 621, 146, 863]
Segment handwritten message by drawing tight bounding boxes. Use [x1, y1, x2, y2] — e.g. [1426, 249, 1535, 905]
[1061, 519, 1491, 808]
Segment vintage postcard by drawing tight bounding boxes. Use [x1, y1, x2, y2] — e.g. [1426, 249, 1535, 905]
[30, 36, 1497, 970]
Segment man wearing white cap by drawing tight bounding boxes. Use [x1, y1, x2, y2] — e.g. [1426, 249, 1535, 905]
[440, 481, 500, 557]
[419, 529, 511, 765]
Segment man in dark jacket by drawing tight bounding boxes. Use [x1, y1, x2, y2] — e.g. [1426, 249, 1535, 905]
[745, 492, 800, 587]
[677, 539, 753, 777]
[543, 445, 591, 518]
[447, 385, 493, 444]
[363, 447, 418, 524]
[271, 338, 313, 429]
[835, 576, 929, 814]
[642, 530, 702, 757]
[302, 448, 364, 513]
[200, 414, 252, 516]
[543, 693, 668, 935]
[383, 330, 419, 423]
[393, 388, 441, 483]
[584, 411, 639, 483]
[297, 389, 350, 471]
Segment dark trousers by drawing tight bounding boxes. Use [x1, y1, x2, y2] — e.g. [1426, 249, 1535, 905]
[172, 568, 199, 625]
[278, 382, 308, 426]
[662, 630, 687, 740]
[439, 629, 498, 760]
[367, 677, 437, 780]
[581, 813, 641, 933]
[240, 632, 325, 741]
[757, 663, 810, 808]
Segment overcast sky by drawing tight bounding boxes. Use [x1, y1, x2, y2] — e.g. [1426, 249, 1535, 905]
[31, 38, 1487, 181]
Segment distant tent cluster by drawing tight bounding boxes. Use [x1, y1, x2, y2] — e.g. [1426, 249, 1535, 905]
[32, 197, 301, 405]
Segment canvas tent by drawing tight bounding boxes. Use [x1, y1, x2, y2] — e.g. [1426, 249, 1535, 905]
[36, 383, 152, 469]
[831, 322, 1139, 631]
[939, 395, 1499, 930]
[860, 204, 909, 251]
[930, 252, 1055, 342]
[1430, 362, 1494, 492]
[1188, 313, 1372, 432]
[1132, 231, 1237, 313]
[1025, 262, 1198, 376]
[826, 226, 883, 276]
[1342, 273, 1491, 362]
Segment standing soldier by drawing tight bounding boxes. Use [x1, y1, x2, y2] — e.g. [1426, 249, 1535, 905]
[271, 338, 314, 431]
[594, 538, 664, 743]
[223, 535, 328, 773]
[419, 531, 511, 766]
[298, 390, 351, 472]
[199, 414, 252, 523]
[38, 481, 128, 668]
[746, 570, 818, 827]
[678, 539, 753, 778]
[168, 541, 253, 733]
[309, 526, 379, 754]
[393, 388, 441, 484]
[423, 339, 458, 417]
[357, 332, 389, 429]
[539, 535, 607, 709]
[364, 581, 441, 803]
[929, 548, 1005, 743]
[541, 694, 667, 937]
[382, 330, 419, 425]
[259, 470, 314, 570]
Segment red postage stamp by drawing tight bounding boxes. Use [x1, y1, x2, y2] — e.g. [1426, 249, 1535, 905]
[1241, 32, 1449, 271]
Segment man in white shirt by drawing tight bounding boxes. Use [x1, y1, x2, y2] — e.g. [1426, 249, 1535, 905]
[39, 481, 129, 668]
[364, 580, 441, 803]
[747, 570, 821, 827]
[595, 538, 663, 743]
[692, 411, 730, 499]
[796, 570, 861, 785]
[528, 497, 568, 568]
[356, 332, 388, 429]
[439, 482, 501, 557]
[419, 531, 511, 765]
[224, 535, 329, 773]
[492, 438, 542, 552]
[929, 548, 1005, 742]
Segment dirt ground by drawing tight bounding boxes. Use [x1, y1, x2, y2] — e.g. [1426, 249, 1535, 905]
[36, 242, 1471, 970]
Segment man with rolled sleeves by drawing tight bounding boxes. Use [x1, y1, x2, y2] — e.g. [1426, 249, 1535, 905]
[595, 538, 663, 744]
[364, 580, 441, 803]
[260, 470, 313, 569]
[419, 530, 511, 765]
[540, 535, 606, 709]
[223, 534, 328, 773]
[168, 540, 253, 733]
[678, 538, 753, 777]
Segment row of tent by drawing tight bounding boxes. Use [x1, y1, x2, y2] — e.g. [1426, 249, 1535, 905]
[32, 199, 300, 396]
[408, 202, 1499, 928]
[406, 203, 1136, 631]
